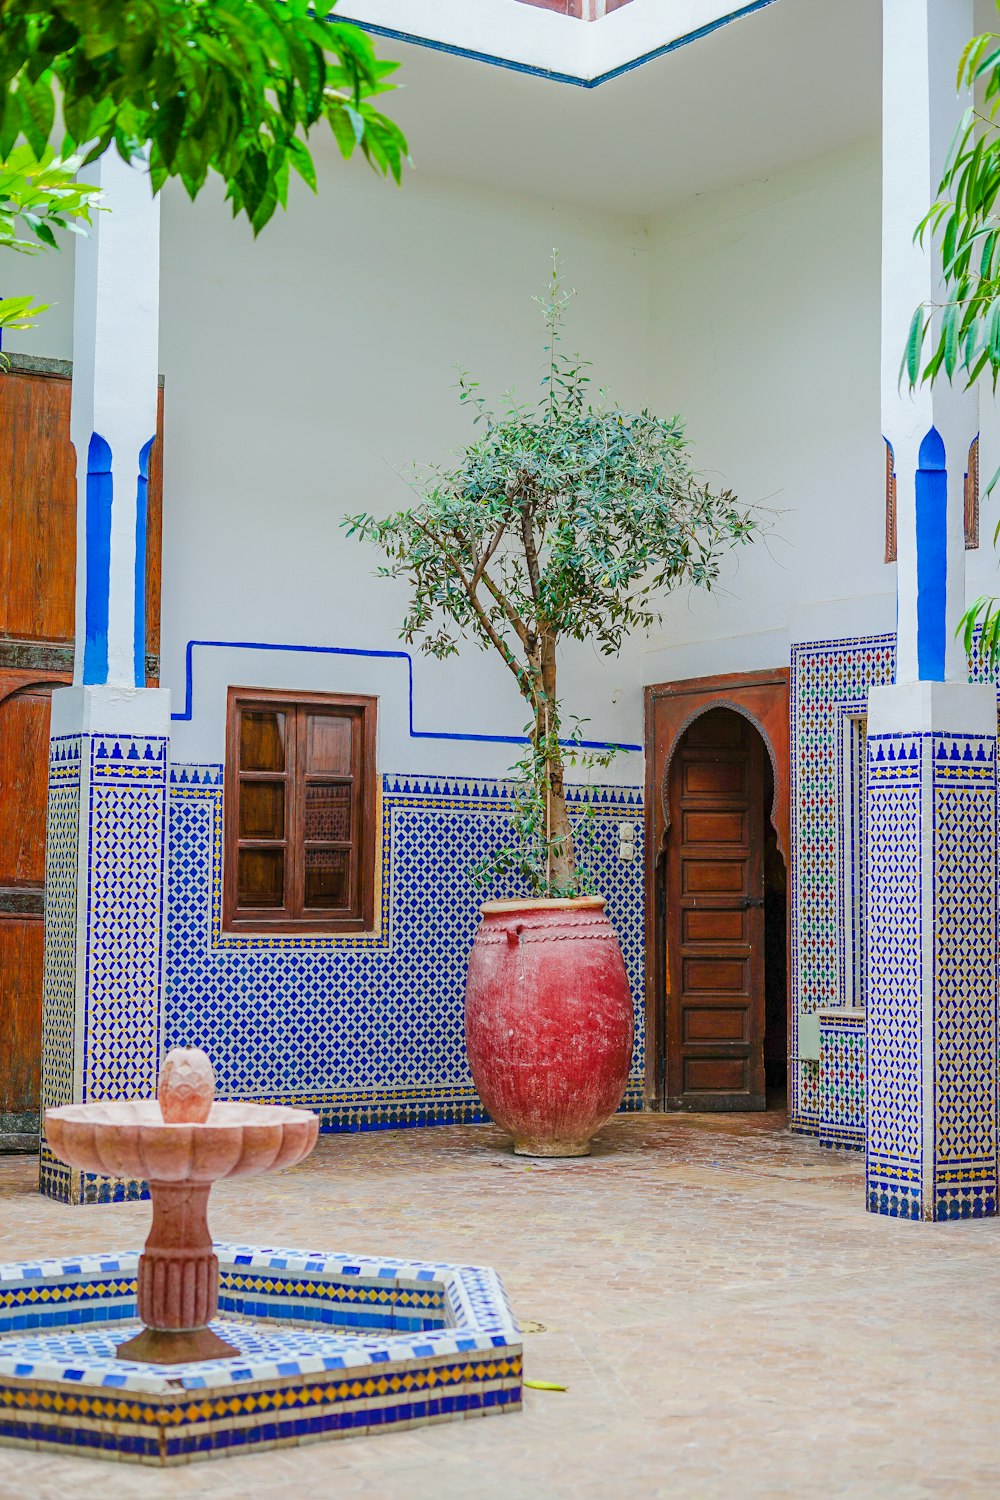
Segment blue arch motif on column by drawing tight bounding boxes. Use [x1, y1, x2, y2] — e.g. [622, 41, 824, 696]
[915, 425, 947, 681]
[82, 433, 113, 686]
[134, 437, 155, 687]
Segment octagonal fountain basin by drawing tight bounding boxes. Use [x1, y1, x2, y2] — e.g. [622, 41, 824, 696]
[0, 1245, 522, 1464]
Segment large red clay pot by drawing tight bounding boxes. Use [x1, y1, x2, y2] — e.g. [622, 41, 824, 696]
[465, 896, 634, 1157]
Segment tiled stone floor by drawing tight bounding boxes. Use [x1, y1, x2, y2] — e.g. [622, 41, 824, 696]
[0, 1111, 998, 1497]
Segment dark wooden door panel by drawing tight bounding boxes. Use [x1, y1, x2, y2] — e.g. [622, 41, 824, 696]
[0, 366, 164, 1148]
[665, 708, 766, 1110]
[0, 371, 75, 643]
[0, 678, 54, 887]
[0, 674, 67, 1144]
[0, 917, 44, 1134]
[0, 365, 163, 677]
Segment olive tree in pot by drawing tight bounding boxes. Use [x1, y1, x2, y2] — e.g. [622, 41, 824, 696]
[345, 267, 758, 1156]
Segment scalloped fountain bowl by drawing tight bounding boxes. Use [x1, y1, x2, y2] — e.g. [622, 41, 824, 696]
[45, 1099, 318, 1185]
[45, 1049, 318, 1365]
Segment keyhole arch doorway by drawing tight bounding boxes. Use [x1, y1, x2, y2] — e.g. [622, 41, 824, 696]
[644, 671, 790, 1113]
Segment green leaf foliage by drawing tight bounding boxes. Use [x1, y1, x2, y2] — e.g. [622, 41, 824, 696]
[344, 263, 760, 897]
[910, 6, 1000, 669]
[0, 0, 409, 235]
[911, 10, 1000, 389]
[0, 141, 101, 255]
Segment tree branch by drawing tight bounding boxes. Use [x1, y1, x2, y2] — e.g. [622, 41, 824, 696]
[411, 517, 532, 696]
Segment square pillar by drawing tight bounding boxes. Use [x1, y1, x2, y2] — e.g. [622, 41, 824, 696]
[39, 149, 166, 1203]
[865, 683, 997, 1219]
[40, 688, 170, 1203]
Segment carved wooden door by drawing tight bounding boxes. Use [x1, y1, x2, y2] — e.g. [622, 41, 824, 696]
[665, 708, 767, 1110]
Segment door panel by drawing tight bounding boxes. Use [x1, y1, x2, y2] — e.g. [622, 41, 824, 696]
[0, 675, 66, 1144]
[665, 708, 766, 1110]
[0, 366, 164, 1147]
[0, 373, 75, 643]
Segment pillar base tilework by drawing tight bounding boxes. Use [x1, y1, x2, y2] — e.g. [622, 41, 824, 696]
[865, 714, 998, 1221]
[818, 1008, 865, 1151]
[40, 731, 168, 1205]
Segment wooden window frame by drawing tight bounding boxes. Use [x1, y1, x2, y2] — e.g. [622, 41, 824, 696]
[223, 687, 377, 935]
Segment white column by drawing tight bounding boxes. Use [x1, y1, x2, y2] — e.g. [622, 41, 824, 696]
[882, 0, 977, 684]
[866, 0, 997, 1221]
[40, 150, 170, 1204]
[71, 149, 161, 690]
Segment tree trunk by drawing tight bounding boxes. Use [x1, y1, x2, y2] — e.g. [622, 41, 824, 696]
[537, 636, 576, 892]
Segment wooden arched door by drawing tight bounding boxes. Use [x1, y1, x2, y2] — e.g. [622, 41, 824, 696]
[664, 707, 767, 1109]
[644, 669, 790, 1112]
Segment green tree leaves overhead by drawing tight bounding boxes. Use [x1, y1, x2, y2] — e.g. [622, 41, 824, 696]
[0, 0, 408, 235]
[345, 265, 759, 896]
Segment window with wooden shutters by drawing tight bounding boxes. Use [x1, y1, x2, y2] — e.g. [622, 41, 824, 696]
[224, 689, 377, 933]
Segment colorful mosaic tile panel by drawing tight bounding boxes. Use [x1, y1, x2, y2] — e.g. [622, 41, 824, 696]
[83, 736, 168, 1104]
[789, 636, 895, 1132]
[817, 1009, 864, 1151]
[0, 1246, 522, 1465]
[40, 735, 169, 1205]
[865, 731, 998, 1220]
[165, 771, 645, 1133]
[931, 736, 997, 1220]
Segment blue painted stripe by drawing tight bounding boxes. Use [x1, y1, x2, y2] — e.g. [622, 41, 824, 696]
[916, 426, 948, 682]
[82, 433, 113, 686]
[134, 437, 154, 688]
[170, 638, 641, 752]
[338, 0, 782, 89]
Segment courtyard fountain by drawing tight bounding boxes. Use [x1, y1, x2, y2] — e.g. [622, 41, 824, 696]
[0, 1048, 521, 1464]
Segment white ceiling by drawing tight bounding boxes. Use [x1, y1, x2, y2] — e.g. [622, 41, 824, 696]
[371, 0, 881, 219]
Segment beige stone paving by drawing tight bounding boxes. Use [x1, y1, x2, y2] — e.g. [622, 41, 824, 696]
[0, 1113, 997, 1497]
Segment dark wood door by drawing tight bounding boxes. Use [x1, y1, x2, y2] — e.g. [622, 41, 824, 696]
[665, 708, 767, 1110]
[0, 674, 67, 1146]
[0, 361, 163, 1146]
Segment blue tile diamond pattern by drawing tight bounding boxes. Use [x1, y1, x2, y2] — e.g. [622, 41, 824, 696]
[865, 730, 998, 1220]
[39, 735, 168, 1205]
[165, 771, 645, 1131]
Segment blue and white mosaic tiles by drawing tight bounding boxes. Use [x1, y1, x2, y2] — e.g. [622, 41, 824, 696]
[40, 734, 168, 1205]
[865, 730, 998, 1220]
[818, 1008, 864, 1151]
[0, 1245, 522, 1464]
[790, 636, 895, 1133]
[164, 771, 644, 1134]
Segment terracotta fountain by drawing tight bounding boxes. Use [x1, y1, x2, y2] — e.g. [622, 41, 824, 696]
[44, 1047, 318, 1363]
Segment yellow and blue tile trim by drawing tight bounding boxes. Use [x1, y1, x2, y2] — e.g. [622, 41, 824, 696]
[0, 1245, 522, 1464]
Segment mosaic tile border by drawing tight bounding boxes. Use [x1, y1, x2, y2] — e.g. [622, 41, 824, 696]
[0, 1245, 522, 1465]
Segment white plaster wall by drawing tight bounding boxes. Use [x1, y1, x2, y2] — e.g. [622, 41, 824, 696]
[639, 138, 890, 689]
[11, 125, 1000, 777]
[154, 151, 651, 780]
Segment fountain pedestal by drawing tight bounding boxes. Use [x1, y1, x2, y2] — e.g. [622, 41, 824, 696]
[44, 1047, 319, 1364]
[118, 1183, 239, 1363]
